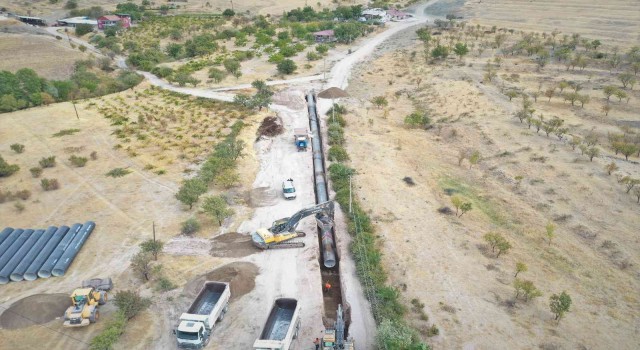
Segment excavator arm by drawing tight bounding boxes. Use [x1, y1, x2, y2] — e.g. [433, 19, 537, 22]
[269, 201, 334, 234]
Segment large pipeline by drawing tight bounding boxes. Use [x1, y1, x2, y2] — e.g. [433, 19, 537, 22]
[307, 92, 337, 269]
[0, 229, 38, 284]
[52, 221, 95, 277]
[0, 227, 14, 247]
[24, 226, 69, 281]
[38, 223, 82, 278]
[0, 229, 26, 271]
[10, 227, 56, 282]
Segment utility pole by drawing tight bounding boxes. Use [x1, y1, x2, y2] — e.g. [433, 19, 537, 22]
[71, 101, 79, 120]
[349, 175, 352, 214]
[152, 221, 156, 243]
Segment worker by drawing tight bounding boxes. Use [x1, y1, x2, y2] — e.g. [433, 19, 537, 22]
[324, 281, 332, 293]
[314, 337, 320, 350]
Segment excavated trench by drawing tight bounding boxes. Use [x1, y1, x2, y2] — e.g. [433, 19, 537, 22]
[305, 93, 349, 332]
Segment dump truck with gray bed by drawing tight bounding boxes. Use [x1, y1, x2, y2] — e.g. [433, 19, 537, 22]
[175, 281, 230, 349]
[253, 298, 301, 350]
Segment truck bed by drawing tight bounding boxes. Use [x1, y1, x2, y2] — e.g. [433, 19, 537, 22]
[259, 299, 297, 341]
[187, 282, 226, 315]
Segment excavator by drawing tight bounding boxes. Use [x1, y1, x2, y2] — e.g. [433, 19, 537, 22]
[251, 201, 334, 249]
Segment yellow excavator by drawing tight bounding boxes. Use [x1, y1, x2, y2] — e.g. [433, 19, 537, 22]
[251, 201, 334, 249]
[63, 287, 107, 327]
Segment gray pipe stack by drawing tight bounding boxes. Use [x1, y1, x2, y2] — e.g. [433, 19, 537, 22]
[10, 227, 56, 282]
[0, 229, 38, 284]
[24, 226, 69, 281]
[0, 229, 27, 271]
[0, 227, 14, 246]
[38, 223, 82, 278]
[307, 92, 337, 268]
[52, 221, 95, 277]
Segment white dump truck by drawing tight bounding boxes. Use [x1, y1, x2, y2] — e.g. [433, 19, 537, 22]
[253, 298, 301, 350]
[175, 281, 230, 349]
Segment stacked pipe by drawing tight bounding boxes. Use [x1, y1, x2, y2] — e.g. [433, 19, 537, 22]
[306, 92, 337, 269]
[0, 221, 95, 284]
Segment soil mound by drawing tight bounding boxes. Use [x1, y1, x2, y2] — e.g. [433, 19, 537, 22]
[249, 186, 278, 207]
[257, 116, 284, 137]
[0, 294, 69, 330]
[184, 262, 259, 301]
[210, 232, 256, 258]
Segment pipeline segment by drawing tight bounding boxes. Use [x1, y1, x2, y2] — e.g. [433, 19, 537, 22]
[0, 229, 37, 284]
[38, 223, 82, 278]
[0, 227, 14, 247]
[10, 227, 56, 282]
[52, 221, 95, 277]
[307, 92, 337, 268]
[24, 226, 69, 281]
[0, 229, 26, 271]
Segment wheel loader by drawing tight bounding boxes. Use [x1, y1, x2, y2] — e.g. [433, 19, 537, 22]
[63, 287, 107, 327]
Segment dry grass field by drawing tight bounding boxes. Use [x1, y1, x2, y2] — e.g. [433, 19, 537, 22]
[0, 33, 89, 79]
[462, 0, 640, 47]
[336, 14, 640, 349]
[0, 82, 262, 349]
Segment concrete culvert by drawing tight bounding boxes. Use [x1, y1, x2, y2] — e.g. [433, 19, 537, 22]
[185, 262, 259, 301]
[0, 294, 69, 330]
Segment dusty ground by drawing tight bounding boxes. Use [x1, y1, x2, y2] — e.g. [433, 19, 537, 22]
[338, 14, 640, 350]
[461, 0, 640, 47]
[0, 32, 89, 79]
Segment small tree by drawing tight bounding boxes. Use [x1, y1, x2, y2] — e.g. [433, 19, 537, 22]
[431, 45, 449, 60]
[602, 104, 612, 116]
[558, 81, 569, 93]
[603, 86, 617, 101]
[619, 143, 639, 160]
[276, 59, 297, 75]
[496, 238, 512, 258]
[451, 195, 463, 215]
[545, 222, 555, 246]
[614, 89, 627, 102]
[114, 290, 151, 320]
[505, 90, 519, 101]
[549, 291, 572, 323]
[130, 251, 153, 281]
[586, 146, 600, 161]
[618, 72, 636, 89]
[544, 88, 555, 102]
[459, 202, 472, 217]
[140, 239, 164, 261]
[621, 176, 640, 193]
[453, 42, 469, 60]
[222, 8, 235, 17]
[10, 143, 25, 153]
[202, 195, 234, 225]
[633, 187, 640, 203]
[175, 178, 208, 209]
[605, 161, 618, 175]
[208, 68, 226, 83]
[514, 279, 542, 302]
[514, 262, 528, 277]
[468, 150, 481, 169]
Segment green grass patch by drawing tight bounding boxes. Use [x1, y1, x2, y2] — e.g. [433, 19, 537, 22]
[438, 175, 510, 227]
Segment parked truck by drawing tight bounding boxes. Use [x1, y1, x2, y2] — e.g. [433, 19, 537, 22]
[253, 298, 301, 350]
[175, 281, 230, 349]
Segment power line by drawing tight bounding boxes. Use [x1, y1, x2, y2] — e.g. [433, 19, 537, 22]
[0, 304, 90, 347]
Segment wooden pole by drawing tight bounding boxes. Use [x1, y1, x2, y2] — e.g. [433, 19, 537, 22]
[72, 101, 79, 120]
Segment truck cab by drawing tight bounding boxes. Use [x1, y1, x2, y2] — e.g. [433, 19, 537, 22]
[282, 179, 296, 200]
[176, 320, 208, 349]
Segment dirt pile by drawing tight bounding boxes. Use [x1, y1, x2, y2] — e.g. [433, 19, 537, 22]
[0, 294, 69, 330]
[184, 262, 259, 301]
[257, 116, 284, 137]
[248, 186, 278, 207]
[210, 232, 256, 258]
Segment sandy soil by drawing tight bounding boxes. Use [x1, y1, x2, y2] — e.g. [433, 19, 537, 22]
[337, 15, 640, 350]
[462, 0, 640, 47]
[0, 32, 89, 79]
[0, 293, 69, 330]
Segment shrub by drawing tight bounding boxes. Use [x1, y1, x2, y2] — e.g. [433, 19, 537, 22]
[75, 23, 93, 36]
[276, 59, 297, 75]
[89, 311, 127, 350]
[30, 167, 43, 178]
[90, 151, 98, 160]
[328, 145, 350, 162]
[69, 155, 88, 167]
[106, 168, 131, 177]
[39, 156, 56, 168]
[156, 277, 176, 292]
[14, 202, 25, 212]
[41, 178, 60, 191]
[0, 156, 20, 177]
[328, 123, 345, 145]
[10, 143, 25, 153]
[181, 217, 201, 235]
[52, 128, 80, 137]
[306, 51, 321, 61]
[15, 190, 31, 200]
[114, 290, 151, 320]
[404, 112, 431, 129]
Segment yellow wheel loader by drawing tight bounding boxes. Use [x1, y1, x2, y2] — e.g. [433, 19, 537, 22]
[63, 287, 107, 327]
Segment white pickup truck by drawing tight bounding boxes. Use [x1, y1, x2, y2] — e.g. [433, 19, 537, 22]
[253, 298, 301, 350]
[175, 281, 230, 349]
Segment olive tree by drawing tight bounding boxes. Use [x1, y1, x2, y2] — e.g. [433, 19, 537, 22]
[549, 291, 572, 323]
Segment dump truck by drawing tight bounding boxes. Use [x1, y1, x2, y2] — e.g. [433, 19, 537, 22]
[63, 287, 107, 327]
[253, 298, 301, 350]
[175, 281, 230, 349]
